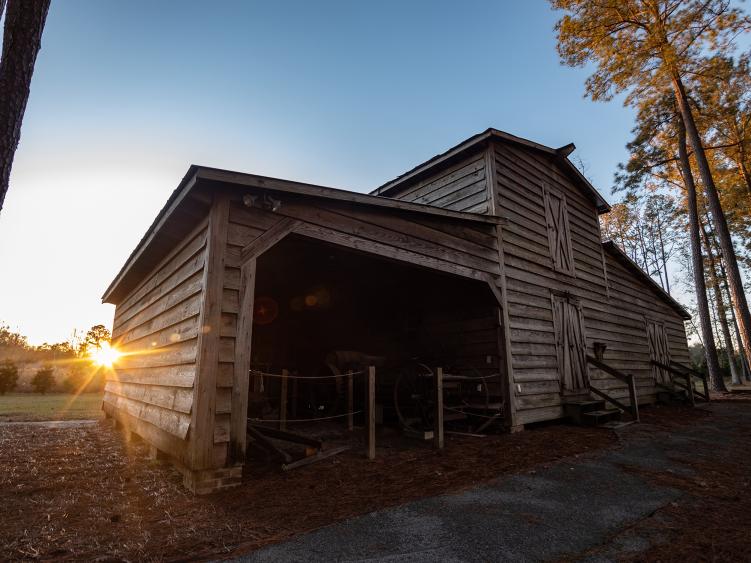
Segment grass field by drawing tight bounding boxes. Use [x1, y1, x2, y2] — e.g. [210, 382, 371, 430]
[0, 393, 103, 422]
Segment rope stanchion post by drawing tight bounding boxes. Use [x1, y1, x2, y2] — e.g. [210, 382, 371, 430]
[280, 369, 288, 431]
[347, 369, 354, 431]
[434, 367, 444, 450]
[367, 365, 376, 459]
[291, 377, 298, 419]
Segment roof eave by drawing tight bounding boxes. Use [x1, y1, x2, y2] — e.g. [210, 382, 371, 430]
[603, 241, 691, 320]
[101, 166, 200, 304]
[372, 129, 611, 214]
[102, 165, 506, 304]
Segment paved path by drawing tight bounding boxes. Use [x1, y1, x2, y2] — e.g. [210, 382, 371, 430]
[237, 403, 747, 562]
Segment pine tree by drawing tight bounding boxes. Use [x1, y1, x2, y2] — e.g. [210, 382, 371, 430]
[553, 0, 750, 388]
[0, 0, 51, 212]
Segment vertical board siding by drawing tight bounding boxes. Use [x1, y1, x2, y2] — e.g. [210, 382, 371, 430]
[104, 224, 208, 449]
[383, 152, 490, 214]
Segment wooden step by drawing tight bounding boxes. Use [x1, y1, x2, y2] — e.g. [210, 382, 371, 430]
[565, 400, 605, 413]
[581, 409, 622, 427]
[564, 400, 606, 424]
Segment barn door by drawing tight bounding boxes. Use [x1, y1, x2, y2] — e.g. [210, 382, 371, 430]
[551, 293, 589, 393]
[646, 319, 671, 384]
[543, 185, 576, 276]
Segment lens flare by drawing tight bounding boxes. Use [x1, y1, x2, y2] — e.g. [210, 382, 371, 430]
[89, 342, 121, 368]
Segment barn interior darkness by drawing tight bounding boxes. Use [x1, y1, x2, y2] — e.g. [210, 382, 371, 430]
[248, 234, 502, 425]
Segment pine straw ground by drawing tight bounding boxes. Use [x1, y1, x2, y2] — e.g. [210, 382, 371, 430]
[0, 399, 748, 561]
[577, 395, 751, 563]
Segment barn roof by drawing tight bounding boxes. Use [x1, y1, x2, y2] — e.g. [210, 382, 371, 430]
[101, 165, 504, 304]
[602, 241, 691, 320]
[371, 128, 611, 214]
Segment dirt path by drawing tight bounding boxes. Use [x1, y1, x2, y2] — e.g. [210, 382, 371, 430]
[237, 402, 751, 562]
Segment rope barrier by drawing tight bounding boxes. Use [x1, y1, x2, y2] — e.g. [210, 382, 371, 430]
[443, 405, 504, 419]
[250, 369, 367, 380]
[249, 410, 364, 423]
[443, 373, 502, 381]
[250, 369, 499, 381]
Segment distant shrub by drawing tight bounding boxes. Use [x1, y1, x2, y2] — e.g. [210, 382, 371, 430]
[0, 359, 19, 395]
[62, 362, 105, 393]
[31, 365, 55, 394]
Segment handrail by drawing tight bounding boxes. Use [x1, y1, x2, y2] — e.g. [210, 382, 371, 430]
[588, 385, 630, 414]
[670, 361, 707, 381]
[651, 360, 709, 403]
[586, 356, 640, 422]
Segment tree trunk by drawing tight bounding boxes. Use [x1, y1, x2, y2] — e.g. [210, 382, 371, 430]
[676, 113, 726, 392]
[715, 233, 751, 382]
[672, 74, 751, 385]
[736, 154, 751, 196]
[700, 217, 741, 385]
[656, 214, 671, 295]
[0, 0, 51, 213]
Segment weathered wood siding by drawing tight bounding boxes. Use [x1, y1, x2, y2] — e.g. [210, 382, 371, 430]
[104, 219, 209, 462]
[597, 251, 691, 403]
[383, 140, 692, 425]
[381, 150, 490, 214]
[491, 141, 610, 424]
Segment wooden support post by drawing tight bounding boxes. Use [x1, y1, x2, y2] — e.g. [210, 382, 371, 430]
[347, 370, 354, 431]
[434, 367, 444, 450]
[626, 374, 640, 422]
[280, 369, 289, 431]
[702, 375, 710, 402]
[367, 365, 375, 459]
[291, 377, 298, 418]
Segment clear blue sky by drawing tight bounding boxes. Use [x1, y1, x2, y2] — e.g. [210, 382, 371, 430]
[0, 0, 637, 344]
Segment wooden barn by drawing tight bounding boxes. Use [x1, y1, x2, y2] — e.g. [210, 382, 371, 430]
[102, 129, 699, 493]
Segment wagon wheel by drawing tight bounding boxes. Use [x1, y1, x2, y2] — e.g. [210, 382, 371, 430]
[393, 362, 436, 432]
[451, 368, 491, 411]
[301, 364, 344, 417]
[444, 368, 492, 432]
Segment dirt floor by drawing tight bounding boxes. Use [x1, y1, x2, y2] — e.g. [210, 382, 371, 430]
[0, 397, 748, 561]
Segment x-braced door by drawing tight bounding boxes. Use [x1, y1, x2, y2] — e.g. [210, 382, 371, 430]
[645, 319, 671, 385]
[551, 293, 589, 393]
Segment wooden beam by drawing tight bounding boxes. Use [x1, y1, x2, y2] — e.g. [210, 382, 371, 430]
[250, 425, 323, 449]
[485, 145, 518, 429]
[347, 370, 354, 431]
[282, 446, 350, 472]
[191, 193, 230, 470]
[280, 369, 289, 431]
[434, 367, 444, 450]
[239, 217, 298, 265]
[291, 221, 487, 283]
[196, 168, 505, 226]
[367, 365, 375, 460]
[229, 257, 256, 464]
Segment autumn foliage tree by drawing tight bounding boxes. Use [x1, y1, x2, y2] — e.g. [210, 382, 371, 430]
[552, 0, 751, 389]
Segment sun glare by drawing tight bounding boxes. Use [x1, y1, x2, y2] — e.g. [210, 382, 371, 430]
[90, 343, 121, 368]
